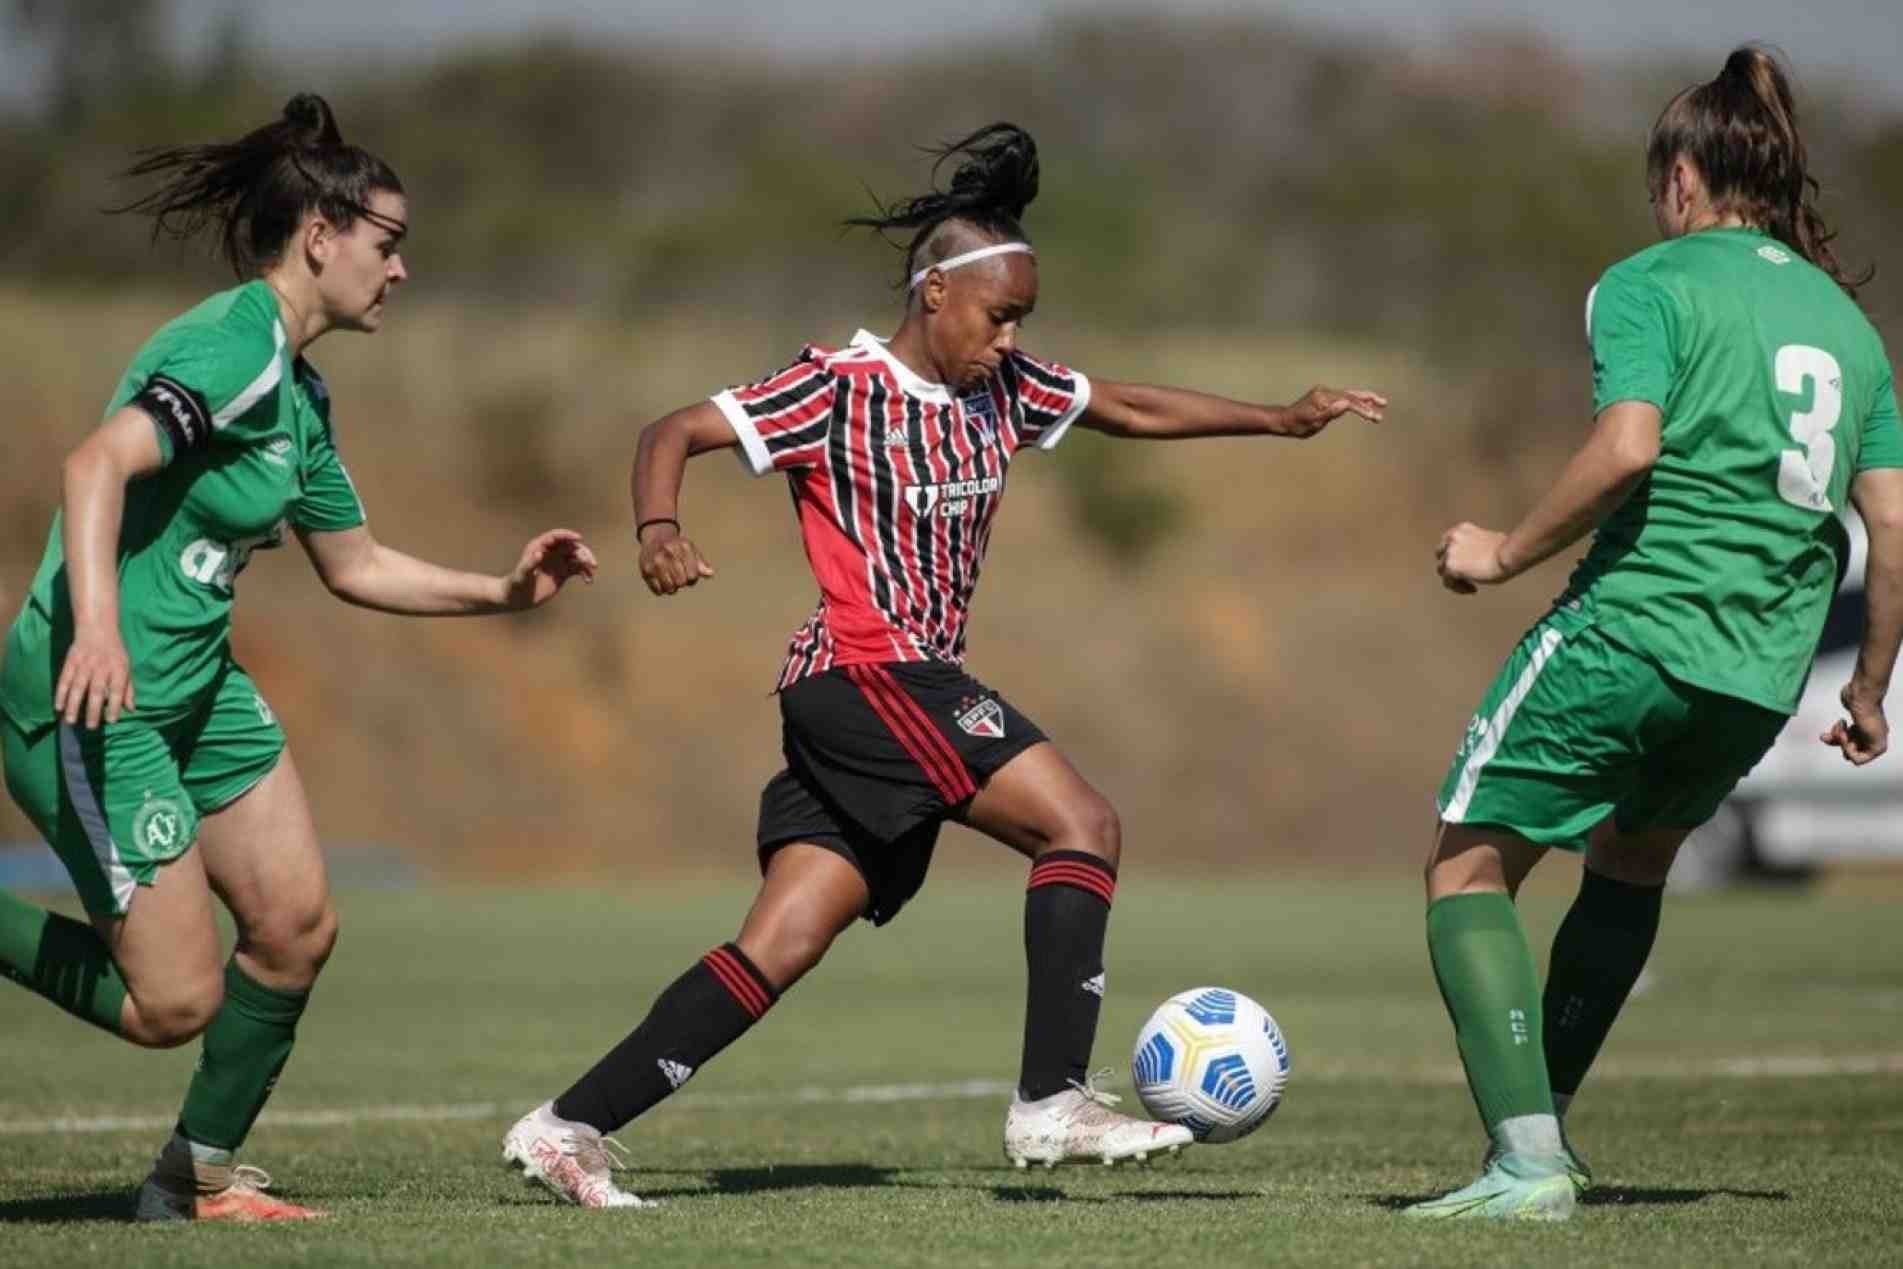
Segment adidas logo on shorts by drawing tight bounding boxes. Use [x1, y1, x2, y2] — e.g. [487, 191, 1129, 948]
[658, 1059, 695, 1090]
[1081, 972, 1105, 998]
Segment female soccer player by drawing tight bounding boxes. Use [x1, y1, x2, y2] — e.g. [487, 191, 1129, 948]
[1416, 47, 1903, 1221]
[0, 94, 596, 1222]
[504, 123, 1385, 1208]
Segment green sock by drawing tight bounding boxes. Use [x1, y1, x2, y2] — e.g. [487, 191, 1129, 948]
[1426, 892, 1558, 1149]
[0, 888, 126, 1034]
[176, 960, 310, 1151]
[1543, 868, 1663, 1100]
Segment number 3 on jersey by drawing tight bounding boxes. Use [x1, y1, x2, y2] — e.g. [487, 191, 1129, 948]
[1775, 343, 1843, 513]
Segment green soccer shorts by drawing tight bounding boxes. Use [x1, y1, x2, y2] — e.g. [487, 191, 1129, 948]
[1, 663, 284, 917]
[1436, 604, 1789, 850]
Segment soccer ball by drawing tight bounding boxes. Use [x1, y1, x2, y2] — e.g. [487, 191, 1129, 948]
[1131, 987, 1291, 1143]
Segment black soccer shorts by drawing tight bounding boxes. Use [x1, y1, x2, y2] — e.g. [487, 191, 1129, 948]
[755, 661, 1047, 925]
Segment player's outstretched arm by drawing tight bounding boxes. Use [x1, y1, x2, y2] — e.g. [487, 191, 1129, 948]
[631, 400, 735, 597]
[1077, 380, 1386, 441]
[1825, 467, 1903, 764]
[1438, 400, 1661, 594]
[297, 524, 597, 616]
[55, 407, 165, 729]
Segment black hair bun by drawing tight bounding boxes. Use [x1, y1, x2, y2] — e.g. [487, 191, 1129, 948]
[281, 93, 343, 148]
[940, 123, 1039, 221]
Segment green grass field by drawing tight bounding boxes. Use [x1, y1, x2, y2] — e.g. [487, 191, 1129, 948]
[2, 876, 1900, 1266]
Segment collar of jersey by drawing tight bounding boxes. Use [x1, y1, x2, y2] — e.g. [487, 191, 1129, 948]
[850, 330, 952, 404]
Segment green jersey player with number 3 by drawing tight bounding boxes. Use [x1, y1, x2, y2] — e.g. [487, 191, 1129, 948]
[0, 94, 596, 1223]
[1414, 46, 1903, 1220]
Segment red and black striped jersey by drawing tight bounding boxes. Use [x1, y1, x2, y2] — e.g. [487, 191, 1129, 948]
[713, 330, 1091, 690]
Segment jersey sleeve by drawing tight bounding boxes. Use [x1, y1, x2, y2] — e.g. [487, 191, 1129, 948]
[1587, 262, 1677, 418]
[292, 375, 367, 533]
[1002, 351, 1092, 453]
[1856, 363, 1903, 472]
[124, 323, 289, 464]
[712, 352, 836, 477]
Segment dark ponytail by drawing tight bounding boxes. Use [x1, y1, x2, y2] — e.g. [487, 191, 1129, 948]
[845, 122, 1040, 287]
[112, 93, 405, 278]
[1647, 45, 1868, 295]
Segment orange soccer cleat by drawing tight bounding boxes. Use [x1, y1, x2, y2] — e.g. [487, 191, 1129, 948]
[136, 1160, 326, 1223]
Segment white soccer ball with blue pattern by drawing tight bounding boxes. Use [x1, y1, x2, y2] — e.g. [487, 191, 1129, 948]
[1131, 987, 1291, 1143]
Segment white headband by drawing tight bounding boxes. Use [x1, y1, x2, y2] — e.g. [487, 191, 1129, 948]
[908, 242, 1035, 290]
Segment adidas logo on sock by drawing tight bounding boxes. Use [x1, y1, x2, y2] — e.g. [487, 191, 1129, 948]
[1081, 972, 1105, 998]
[657, 1059, 695, 1090]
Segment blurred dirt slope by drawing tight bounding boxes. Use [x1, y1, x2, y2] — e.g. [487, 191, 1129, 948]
[1, 287, 1578, 878]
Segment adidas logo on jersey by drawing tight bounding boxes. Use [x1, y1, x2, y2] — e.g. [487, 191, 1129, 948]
[1757, 243, 1793, 265]
[1081, 972, 1105, 998]
[657, 1059, 694, 1090]
[884, 425, 909, 448]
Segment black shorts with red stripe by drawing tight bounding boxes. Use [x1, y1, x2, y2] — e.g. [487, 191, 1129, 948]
[756, 661, 1047, 925]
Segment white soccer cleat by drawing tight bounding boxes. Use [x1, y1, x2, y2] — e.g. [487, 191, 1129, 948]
[502, 1102, 653, 1209]
[1003, 1069, 1194, 1169]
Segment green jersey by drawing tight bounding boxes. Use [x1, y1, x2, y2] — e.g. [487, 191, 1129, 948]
[1567, 227, 1903, 714]
[0, 281, 366, 730]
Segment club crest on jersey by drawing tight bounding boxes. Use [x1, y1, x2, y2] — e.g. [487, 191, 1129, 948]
[961, 390, 999, 427]
[904, 475, 1001, 520]
[955, 694, 1005, 739]
[133, 796, 187, 854]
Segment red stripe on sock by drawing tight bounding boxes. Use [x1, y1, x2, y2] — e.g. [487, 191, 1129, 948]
[1028, 861, 1116, 903]
[867, 665, 977, 801]
[700, 952, 757, 1018]
[846, 665, 972, 803]
[710, 947, 772, 1017]
[702, 948, 769, 1019]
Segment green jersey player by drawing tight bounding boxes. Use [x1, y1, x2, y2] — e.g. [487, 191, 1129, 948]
[1412, 47, 1903, 1221]
[0, 94, 596, 1222]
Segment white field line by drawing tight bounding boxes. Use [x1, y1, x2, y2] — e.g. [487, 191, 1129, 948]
[2, 1056, 1898, 1137]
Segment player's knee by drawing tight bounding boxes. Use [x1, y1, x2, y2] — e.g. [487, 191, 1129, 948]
[774, 920, 838, 983]
[247, 900, 340, 984]
[126, 976, 224, 1048]
[1063, 795, 1121, 868]
[308, 902, 341, 970]
[1585, 850, 1674, 888]
[740, 923, 834, 992]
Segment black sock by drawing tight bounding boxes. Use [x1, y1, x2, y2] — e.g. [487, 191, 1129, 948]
[1019, 850, 1116, 1101]
[554, 943, 779, 1133]
[1542, 868, 1664, 1099]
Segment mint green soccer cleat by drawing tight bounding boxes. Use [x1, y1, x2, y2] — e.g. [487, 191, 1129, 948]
[1558, 1124, 1593, 1196]
[1481, 1130, 1593, 1197]
[1405, 1151, 1577, 1221]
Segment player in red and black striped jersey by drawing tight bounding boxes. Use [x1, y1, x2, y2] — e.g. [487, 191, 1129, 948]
[503, 124, 1386, 1204]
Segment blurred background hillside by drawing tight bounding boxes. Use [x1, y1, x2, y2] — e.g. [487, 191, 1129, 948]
[2, 1, 1899, 881]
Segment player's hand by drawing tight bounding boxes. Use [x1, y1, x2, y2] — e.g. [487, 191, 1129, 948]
[1276, 385, 1387, 438]
[1821, 681, 1889, 765]
[54, 627, 135, 729]
[1437, 522, 1511, 594]
[504, 529, 598, 610]
[638, 523, 715, 596]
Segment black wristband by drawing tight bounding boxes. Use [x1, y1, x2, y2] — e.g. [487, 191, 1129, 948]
[636, 517, 680, 539]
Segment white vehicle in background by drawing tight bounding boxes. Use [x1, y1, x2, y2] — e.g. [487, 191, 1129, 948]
[1673, 515, 1902, 888]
